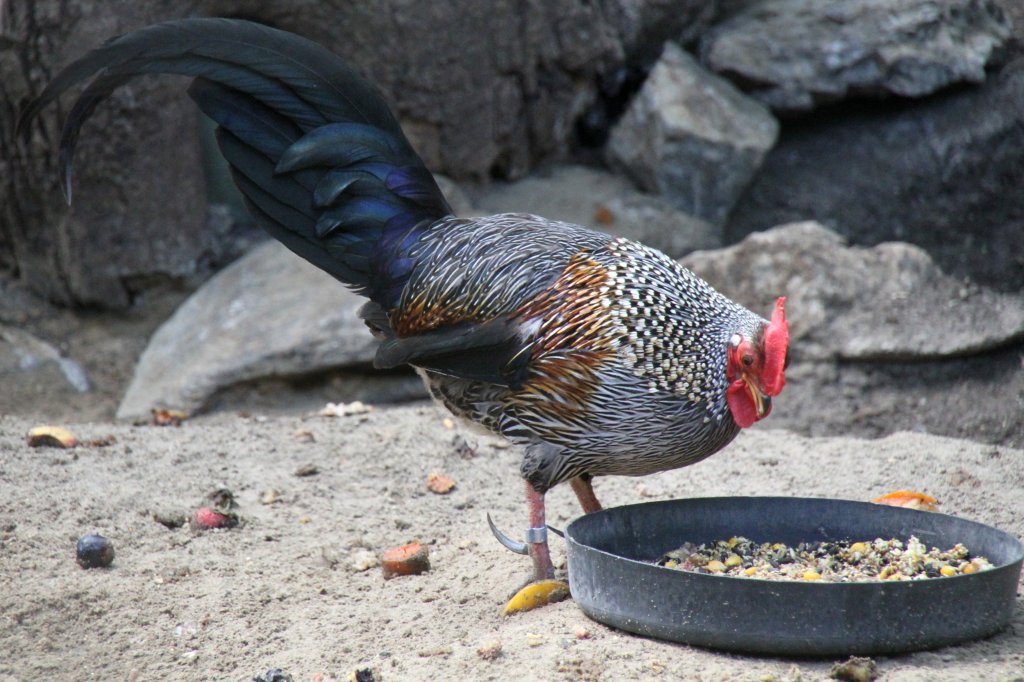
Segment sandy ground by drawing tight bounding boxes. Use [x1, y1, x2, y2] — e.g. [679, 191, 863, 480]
[1, 405, 1022, 682]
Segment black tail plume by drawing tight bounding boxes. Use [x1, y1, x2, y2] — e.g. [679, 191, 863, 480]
[19, 17, 452, 307]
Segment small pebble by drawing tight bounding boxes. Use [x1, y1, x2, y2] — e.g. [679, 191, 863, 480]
[526, 633, 543, 647]
[574, 626, 591, 640]
[830, 655, 877, 682]
[294, 463, 319, 477]
[348, 668, 380, 682]
[293, 429, 316, 443]
[152, 511, 187, 529]
[261, 489, 281, 505]
[253, 669, 293, 682]
[76, 534, 114, 568]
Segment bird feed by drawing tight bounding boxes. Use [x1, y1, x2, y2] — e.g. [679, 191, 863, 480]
[658, 536, 993, 582]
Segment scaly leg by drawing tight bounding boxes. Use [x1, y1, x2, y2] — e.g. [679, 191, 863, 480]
[569, 473, 602, 514]
[525, 481, 555, 580]
[497, 481, 569, 614]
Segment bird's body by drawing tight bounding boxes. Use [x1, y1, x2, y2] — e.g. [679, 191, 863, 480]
[21, 18, 789, 601]
[393, 213, 761, 493]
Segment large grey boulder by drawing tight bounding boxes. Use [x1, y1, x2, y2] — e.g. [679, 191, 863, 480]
[683, 221, 1024, 447]
[727, 57, 1024, 292]
[683, 222, 1024, 361]
[3, 2, 210, 308]
[607, 42, 779, 224]
[701, 0, 1012, 112]
[472, 164, 721, 258]
[6, 0, 716, 308]
[117, 242, 378, 419]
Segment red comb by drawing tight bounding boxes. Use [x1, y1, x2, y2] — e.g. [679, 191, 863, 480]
[762, 297, 788, 396]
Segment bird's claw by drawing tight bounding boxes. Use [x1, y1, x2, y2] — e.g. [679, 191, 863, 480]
[486, 513, 565, 555]
[486, 512, 529, 555]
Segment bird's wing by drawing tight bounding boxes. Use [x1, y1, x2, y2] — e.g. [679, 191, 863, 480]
[370, 214, 614, 387]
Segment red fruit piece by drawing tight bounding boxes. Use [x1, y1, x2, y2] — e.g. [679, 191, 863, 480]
[380, 541, 430, 579]
[194, 506, 235, 529]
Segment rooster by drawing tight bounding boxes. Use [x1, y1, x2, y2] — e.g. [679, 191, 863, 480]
[21, 18, 789, 611]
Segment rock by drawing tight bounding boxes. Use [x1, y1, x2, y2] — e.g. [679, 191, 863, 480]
[472, 164, 721, 258]
[7, 0, 716, 307]
[726, 57, 1024, 292]
[702, 0, 1012, 112]
[0, 324, 91, 394]
[606, 42, 779, 224]
[116, 241, 378, 419]
[683, 222, 1023, 447]
[682, 222, 1024, 361]
[194, 0, 714, 180]
[4, 2, 212, 308]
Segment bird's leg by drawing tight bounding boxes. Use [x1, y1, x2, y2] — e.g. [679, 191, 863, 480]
[569, 473, 602, 514]
[491, 481, 570, 614]
[525, 481, 555, 581]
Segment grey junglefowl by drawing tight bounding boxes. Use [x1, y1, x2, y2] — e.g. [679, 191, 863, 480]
[20, 18, 790, 611]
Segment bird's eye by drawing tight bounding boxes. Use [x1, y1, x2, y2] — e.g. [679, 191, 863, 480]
[742, 353, 754, 367]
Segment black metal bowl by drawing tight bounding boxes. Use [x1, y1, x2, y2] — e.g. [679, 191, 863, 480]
[565, 496, 1023, 656]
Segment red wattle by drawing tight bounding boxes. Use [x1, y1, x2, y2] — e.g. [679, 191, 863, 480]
[727, 379, 757, 428]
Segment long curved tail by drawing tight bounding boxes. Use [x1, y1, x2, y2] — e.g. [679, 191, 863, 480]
[19, 18, 452, 308]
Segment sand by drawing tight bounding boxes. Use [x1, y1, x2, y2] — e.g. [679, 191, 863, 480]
[1, 405, 1021, 681]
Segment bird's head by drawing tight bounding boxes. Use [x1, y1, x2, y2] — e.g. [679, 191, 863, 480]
[726, 297, 789, 429]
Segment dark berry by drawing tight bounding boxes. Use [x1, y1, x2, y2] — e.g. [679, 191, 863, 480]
[76, 534, 114, 569]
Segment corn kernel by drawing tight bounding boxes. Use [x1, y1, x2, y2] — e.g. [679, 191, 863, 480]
[727, 537, 740, 548]
[849, 542, 868, 555]
[802, 570, 821, 581]
[962, 562, 978, 575]
[724, 553, 743, 568]
[706, 560, 726, 573]
[940, 565, 957, 577]
[744, 567, 758, 576]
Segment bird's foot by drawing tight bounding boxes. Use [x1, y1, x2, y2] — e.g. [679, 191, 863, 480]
[487, 513, 569, 613]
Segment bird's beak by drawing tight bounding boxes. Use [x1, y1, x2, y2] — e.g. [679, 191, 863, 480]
[744, 375, 771, 419]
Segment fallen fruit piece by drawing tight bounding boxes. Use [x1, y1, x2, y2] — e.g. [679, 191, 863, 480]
[27, 425, 78, 448]
[381, 541, 431, 579]
[151, 408, 189, 426]
[319, 401, 371, 417]
[426, 472, 456, 494]
[503, 579, 570, 615]
[871, 490, 939, 511]
[477, 639, 503, 660]
[76, 534, 114, 568]
[194, 506, 236, 530]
